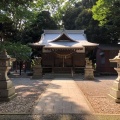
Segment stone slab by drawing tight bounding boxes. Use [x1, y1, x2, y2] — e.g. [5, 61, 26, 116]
[33, 78, 91, 114]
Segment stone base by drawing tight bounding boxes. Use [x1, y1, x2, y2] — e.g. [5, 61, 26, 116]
[108, 94, 120, 103]
[84, 68, 94, 80]
[108, 80, 120, 103]
[109, 88, 120, 98]
[83, 77, 95, 80]
[32, 65, 42, 79]
[0, 79, 17, 102]
[113, 80, 120, 89]
[0, 80, 13, 89]
[0, 93, 17, 102]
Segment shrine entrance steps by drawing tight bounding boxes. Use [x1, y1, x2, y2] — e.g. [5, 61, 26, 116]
[43, 73, 83, 79]
[53, 67, 72, 74]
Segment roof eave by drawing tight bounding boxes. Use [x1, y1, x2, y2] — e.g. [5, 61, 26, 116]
[44, 46, 83, 49]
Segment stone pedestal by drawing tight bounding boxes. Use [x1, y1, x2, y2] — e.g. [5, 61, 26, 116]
[84, 58, 94, 80]
[32, 65, 42, 79]
[32, 57, 42, 79]
[0, 50, 17, 101]
[109, 52, 120, 102]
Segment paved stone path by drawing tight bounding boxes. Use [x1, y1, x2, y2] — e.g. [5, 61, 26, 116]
[33, 78, 92, 114]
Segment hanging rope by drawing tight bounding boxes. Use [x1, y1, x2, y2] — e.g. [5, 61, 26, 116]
[55, 52, 74, 59]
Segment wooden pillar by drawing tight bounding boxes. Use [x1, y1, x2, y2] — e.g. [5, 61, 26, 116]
[72, 54, 74, 74]
[62, 57, 64, 67]
[52, 53, 55, 73]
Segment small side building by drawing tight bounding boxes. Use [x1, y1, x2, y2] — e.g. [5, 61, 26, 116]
[96, 44, 120, 74]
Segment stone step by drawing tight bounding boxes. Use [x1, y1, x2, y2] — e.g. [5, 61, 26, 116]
[43, 73, 84, 79]
[43, 73, 73, 79]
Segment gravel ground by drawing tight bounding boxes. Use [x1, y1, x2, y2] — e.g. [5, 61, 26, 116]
[1, 74, 120, 120]
[0, 77, 51, 114]
[75, 76, 120, 114]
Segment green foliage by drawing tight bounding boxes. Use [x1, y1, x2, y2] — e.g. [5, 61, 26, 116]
[33, 0, 82, 26]
[62, 1, 98, 30]
[63, 4, 83, 29]
[75, 9, 92, 29]
[92, 0, 110, 26]
[63, 0, 119, 44]
[31, 59, 35, 67]
[0, 20, 15, 42]
[0, 1, 84, 43]
[92, 0, 120, 43]
[85, 22, 112, 43]
[0, 42, 31, 61]
[0, 0, 35, 43]
[0, 0, 34, 30]
[1, 0, 119, 44]
[81, 0, 95, 8]
[21, 11, 58, 44]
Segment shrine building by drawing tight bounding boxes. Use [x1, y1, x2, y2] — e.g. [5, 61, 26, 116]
[29, 30, 98, 74]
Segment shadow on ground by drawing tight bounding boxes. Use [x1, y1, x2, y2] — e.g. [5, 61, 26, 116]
[0, 114, 96, 120]
[0, 114, 120, 120]
[0, 78, 51, 114]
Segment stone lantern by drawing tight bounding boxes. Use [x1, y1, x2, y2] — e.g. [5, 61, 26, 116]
[84, 58, 94, 80]
[0, 50, 16, 101]
[32, 57, 42, 79]
[109, 50, 120, 103]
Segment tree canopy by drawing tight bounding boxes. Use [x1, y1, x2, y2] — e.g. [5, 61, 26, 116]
[21, 11, 58, 44]
[92, 0, 120, 43]
[62, 3, 83, 30]
[0, 42, 31, 61]
[0, 0, 119, 44]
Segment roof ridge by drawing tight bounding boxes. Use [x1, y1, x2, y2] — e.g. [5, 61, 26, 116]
[44, 30, 84, 34]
